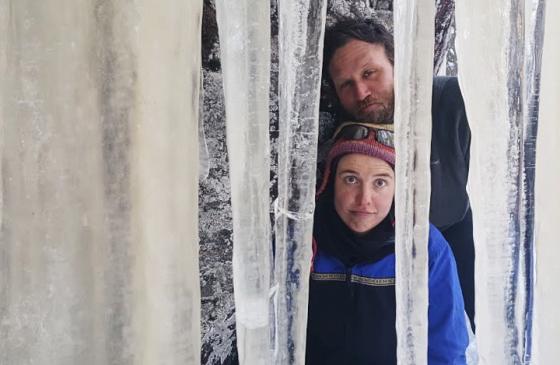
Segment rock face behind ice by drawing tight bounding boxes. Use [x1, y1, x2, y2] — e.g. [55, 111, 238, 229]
[199, 1, 457, 363]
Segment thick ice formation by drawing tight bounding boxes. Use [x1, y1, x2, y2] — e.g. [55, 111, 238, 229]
[533, 1, 560, 362]
[0, 1, 202, 364]
[393, 1, 435, 363]
[455, 0, 543, 362]
[214, 0, 273, 363]
[273, 0, 327, 363]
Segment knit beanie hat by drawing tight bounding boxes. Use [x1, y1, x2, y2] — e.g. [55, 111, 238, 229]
[316, 122, 395, 197]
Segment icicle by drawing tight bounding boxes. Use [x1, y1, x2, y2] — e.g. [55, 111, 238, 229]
[214, 0, 273, 363]
[0, 1, 202, 363]
[517, 1, 546, 362]
[455, 0, 542, 362]
[274, 0, 327, 363]
[393, 1, 435, 363]
[533, 1, 560, 362]
[131, 1, 202, 362]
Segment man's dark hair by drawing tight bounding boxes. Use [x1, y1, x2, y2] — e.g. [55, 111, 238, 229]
[323, 18, 394, 86]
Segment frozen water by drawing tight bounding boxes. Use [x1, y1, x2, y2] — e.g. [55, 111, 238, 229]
[455, 0, 543, 362]
[273, 0, 327, 363]
[214, 0, 273, 363]
[130, 1, 202, 362]
[533, 0, 560, 362]
[393, 1, 435, 363]
[0, 1, 202, 364]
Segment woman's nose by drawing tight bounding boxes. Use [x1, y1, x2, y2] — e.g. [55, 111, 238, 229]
[357, 186, 374, 206]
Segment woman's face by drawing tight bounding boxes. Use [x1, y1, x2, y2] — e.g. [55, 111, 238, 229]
[334, 153, 395, 234]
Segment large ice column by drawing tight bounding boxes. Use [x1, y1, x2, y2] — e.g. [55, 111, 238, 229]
[0, 1, 202, 364]
[516, 2, 545, 361]
[455, 0, 543, 362]
[130, 1, 202, 363]
[274, 0, 326, 363]
[393, 1, 435, 363]
[214, 0, 273, 363]
[533, 1, 560, 362]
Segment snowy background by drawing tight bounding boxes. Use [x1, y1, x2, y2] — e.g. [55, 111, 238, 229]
[198, 1, 456, 363]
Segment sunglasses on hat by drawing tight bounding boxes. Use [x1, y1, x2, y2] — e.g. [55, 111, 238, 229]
[332, 122, 395, 149]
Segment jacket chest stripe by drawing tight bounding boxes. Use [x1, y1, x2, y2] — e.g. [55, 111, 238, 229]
[351, 275, 395, 286]
[311, 272, 395, 287]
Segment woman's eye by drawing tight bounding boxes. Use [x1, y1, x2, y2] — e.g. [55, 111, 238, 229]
[374, 179, 387, 188]
[364, 69, 374, 78]
[344, 176, 358, 184]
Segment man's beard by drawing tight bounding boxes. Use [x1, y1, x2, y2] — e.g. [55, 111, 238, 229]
[355, 93, 394, 124]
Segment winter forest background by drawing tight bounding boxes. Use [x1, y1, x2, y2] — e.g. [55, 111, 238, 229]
[198, 0, 457, 363]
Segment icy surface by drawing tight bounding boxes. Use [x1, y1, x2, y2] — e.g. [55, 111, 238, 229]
[0, 1, 202, 364]
[393, 1, 434, 363]
[273, 0, 327, 363]
[533, 1, 560, 362]
[455, 0, 542, 362]
[214, 0, 273, 363]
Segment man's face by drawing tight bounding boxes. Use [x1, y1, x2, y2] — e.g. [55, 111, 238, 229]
[329, 39, 394, 122]
[334, 153, 395, 234]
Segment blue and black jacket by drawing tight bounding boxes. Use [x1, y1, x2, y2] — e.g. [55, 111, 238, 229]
[306, 202, 468, 364]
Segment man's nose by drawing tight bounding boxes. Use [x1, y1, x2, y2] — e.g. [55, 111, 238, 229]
[354, 81, 370, 101]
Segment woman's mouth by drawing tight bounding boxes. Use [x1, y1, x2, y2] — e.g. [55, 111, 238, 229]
[350, 210, 375, 216]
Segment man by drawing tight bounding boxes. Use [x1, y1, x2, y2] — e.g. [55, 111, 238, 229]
[322, 18, 475, 330]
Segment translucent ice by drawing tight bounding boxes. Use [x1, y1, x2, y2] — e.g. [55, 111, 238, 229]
[273, 0, 327, 363]
[455, 0, 543, 362]
[393, 1, 435, 363]
[534, 1, 560, 362]
[214, 0, 273, 363]
[0, 1, 202, 363]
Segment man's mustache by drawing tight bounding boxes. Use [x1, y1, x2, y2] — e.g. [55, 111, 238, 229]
[358, 96, 387, 111]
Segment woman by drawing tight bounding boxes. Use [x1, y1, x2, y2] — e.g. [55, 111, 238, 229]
[306, 123, 468, 365]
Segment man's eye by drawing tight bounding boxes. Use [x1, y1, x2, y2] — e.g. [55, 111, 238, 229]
[338, 81, 351, 90]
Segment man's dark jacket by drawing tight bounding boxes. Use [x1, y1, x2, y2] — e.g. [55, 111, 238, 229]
[430, 76, 474, 330]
